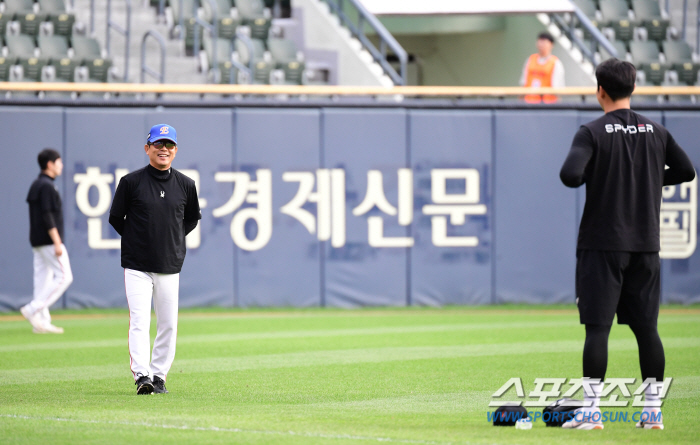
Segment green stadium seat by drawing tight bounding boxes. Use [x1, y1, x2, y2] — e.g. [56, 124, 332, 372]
[600, 0, 635, 41]
[0, 12, 12, 36]
[202, 35, 237, 83]
[38, 34, 69, 58]
[6, 34, 49, 81]
[630, 40, 667, 84]
[662, 40, 700, 85]
[5, 0, 48, 36]
[0, 56, 11, 81]
[169, 0, 202, 55]
[202, 0, 240, 40]
[632, 0, 669, 42]
[599, 39, 628, 61]
[267, 38, 304, 84]
[237, 0, 272, 40]
[38, 34, 78, 81]
[39, 0, 76, 37]
[72, 36, 112, 82]
[234, 36, 273, 84]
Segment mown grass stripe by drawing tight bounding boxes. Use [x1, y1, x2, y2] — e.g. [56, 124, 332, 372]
[1, 337, 697, 386]
[0, 414, 471, 445]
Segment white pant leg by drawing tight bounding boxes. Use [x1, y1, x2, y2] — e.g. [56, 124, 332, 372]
[27, 244, 73, 320]
[150, 273, 179, 381]
[125, 269, 155, 380]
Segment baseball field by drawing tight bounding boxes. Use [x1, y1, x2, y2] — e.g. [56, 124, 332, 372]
[0, 305, 698, 445]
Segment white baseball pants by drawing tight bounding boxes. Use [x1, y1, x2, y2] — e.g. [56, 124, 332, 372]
[125, 268, 179, 382]
[25, 244, 73, 324]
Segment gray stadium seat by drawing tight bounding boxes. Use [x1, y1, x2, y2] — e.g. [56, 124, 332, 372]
[237, 0, 272, 40]
[663, 40, 700, 85]
[600, 0, 635, 42]
[39, 0, 76, 37]
[267, 38, 304, 84]
[630, 40, 667, 84]
[632, 0, 669, 42]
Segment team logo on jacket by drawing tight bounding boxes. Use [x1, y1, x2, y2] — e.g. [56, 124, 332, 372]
[605, 124, 654, 134]
[160, 191, 165, 198]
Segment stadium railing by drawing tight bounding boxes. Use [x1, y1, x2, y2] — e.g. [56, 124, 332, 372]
[2, 83, 700, 98]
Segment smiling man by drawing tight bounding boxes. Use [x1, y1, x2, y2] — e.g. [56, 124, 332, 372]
[109, 124, 201, 395]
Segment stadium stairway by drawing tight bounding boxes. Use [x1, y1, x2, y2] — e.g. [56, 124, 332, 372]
[67, 0, 390, 89]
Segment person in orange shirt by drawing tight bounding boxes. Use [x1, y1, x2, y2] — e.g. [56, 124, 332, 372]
[520, 32, 565, 103]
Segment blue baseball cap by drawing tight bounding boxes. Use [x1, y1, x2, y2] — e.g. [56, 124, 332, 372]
[147, 124, 177, 144]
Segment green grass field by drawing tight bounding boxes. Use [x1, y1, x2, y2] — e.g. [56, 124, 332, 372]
[1, 306, 698, 444]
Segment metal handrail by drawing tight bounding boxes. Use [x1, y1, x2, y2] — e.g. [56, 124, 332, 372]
[193, 0, 220, 83]
[550, 3, 617, 67]
[90, 0, 95, 34]
[140, 30, 167, 84]
[106, 0, 132, 82]
[682, 0, 689, 39]
[323, 0, 407, 85]
[697, 0, 700, 52]
[236, 31, 256, 74]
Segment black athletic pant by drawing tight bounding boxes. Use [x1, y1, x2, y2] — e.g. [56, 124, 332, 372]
[583, 324, 665, 381]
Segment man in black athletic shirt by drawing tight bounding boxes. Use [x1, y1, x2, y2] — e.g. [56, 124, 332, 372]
[109, 124, 201, 395]
[560, 59, 695, 430]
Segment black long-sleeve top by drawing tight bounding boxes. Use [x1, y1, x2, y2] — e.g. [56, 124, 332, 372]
[560, 109, 695, 252]
[26, 173, 64, 247]
[109, 165, 201, 274]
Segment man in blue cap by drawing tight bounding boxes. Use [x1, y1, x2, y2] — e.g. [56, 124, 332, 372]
[109, 124, 201, 395]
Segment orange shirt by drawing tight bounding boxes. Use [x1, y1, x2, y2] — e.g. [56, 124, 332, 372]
[524, 54, 559, 104]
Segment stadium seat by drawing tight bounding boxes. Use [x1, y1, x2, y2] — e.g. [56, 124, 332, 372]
[600, 0, 635, 42]
[168, 0, 202, 55]
[202, 0, 240, 40]
[663, 40, 700, 85]
[202, 35, 237, 83]
[39, 0, 76, 37]
[5, 0, 48, 36]
[599, 39, 628, 61]
[6, 34, 50, 81]
[630, 40, 667, 84]
[632, 0, 669, 42]
[267, 37, 304, 84]
[237, 0, 272, 40]
[37, 34, 77, 81]
[0, 11, 11, 36]
[72, 36, 113, 82]
[234, 36, 273, 84]
[0, 55, 11, 81]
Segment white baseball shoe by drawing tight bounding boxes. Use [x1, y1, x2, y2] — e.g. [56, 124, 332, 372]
[562, 409, 604, 430]
[41, 324, 64, 334]
[636, 409, 664, 430]
[20, 305, 42, 330]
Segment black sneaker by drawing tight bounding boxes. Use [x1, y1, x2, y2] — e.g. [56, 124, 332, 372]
[135, 375, 154, 395]
[153, 376, 169, 394]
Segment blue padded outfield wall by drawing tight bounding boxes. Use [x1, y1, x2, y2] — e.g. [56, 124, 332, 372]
[0, 105, 699, 310]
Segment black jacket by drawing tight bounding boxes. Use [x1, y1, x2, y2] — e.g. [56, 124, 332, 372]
[26, 173, 64, 247]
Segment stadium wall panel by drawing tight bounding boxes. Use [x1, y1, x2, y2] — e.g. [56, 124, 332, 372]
[0, 106, 698, 310]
